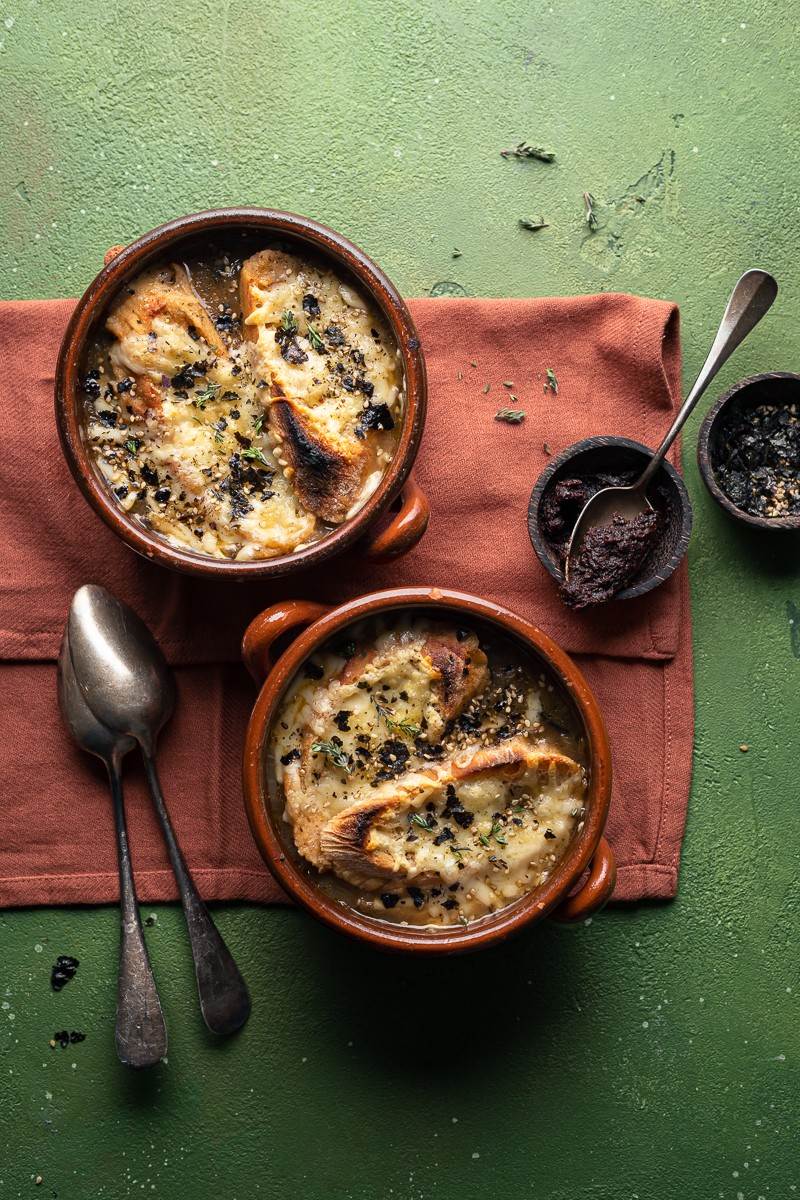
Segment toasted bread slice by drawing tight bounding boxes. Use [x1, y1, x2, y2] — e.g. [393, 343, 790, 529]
[240, 248, 398, 523]
[319, 738, 584, 889]
[106, 263, 227, 412]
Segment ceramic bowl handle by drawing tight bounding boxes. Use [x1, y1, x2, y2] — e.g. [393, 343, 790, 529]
[550, 837, 616, 923]
[104, 245, 126, 266]
[362, 473, 430, 562]
[242, 600, 331, 684]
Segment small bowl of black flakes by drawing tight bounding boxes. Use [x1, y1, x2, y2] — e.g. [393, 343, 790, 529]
[528, 436, 693, 607]
[698, 373, 800, 531]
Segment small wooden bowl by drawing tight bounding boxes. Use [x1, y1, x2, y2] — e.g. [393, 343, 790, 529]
[55, 208, 430, 579]
[528, 437, 693, 602]
[241, 587, 616, 956]
[697, 372, 800, 531]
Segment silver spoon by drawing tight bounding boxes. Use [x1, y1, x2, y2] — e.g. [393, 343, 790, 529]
[66, 585, 251, 1037]
[565, 269, 778, 579]
[57, 629, 168, 1068]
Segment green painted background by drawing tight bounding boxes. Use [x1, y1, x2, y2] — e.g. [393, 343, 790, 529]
[2, 1, 798, 1196]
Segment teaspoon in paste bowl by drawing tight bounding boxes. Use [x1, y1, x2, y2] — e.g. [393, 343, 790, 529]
[565, 269, 778, 579]
[58, 628, 168, 1068]
[66, 585, 251, 1037]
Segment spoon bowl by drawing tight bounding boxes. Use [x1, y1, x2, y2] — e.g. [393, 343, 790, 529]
[67, 584, 175, 752]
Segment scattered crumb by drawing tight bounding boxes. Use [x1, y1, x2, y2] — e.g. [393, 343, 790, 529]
[739, 743, 749, 752]
[543, 443, 552, 456]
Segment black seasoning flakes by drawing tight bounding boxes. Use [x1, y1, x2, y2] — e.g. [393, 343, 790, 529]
[280, 748, 301, 766]
[51, 955, 79, 991]
[334, 710, 352, 732]
[302, 293, 321, 317]
[407, 886, 425, 909]
[303, 661, 325, 680]
[713, 399, 800, 517]
[381, 893, 400, 909]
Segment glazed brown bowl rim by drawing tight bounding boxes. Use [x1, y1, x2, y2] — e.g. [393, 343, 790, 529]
[527, 435, 693, 600]
[242, 586, 613, 954]
[54, 207, 427, 579]
[696, 372, 800, 531]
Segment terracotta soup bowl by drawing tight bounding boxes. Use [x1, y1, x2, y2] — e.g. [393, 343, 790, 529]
[55, 208, 429, 579]
[242, 587, 615, 955]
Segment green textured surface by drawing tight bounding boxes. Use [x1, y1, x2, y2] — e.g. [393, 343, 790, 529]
[1, 1, 798, 1196]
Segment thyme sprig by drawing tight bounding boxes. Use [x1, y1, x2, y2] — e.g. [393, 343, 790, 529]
[241, 447, 270, 467]
[544, 368, 559, 394]
[310, 739, 352, 774]
[306, 321, 325, 353]
[194, 382, 221, 410]
[583, 191, 599, 231]
[410, 813, 436, 831]
[373, 698, 421, 738]
[501, 142, 555, 162]
[280, 309, 298, 334]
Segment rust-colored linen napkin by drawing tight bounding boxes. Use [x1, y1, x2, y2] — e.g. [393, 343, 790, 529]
[0, 294, 693, 907]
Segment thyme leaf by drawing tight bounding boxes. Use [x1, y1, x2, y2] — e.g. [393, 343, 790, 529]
[280, 309, 298, 334]
[544, 368, 559, 394]
[194, 382, 221, 410]
[410, 813, 436, 831]
[305, 321, 325, 353]
[241, 447, 270, 467]
[311, 739, 352, 774]
[495, 409, 526, 424]
[373, 697, 421, 738]
[519, 217, 549, 231]
[500, 142, 555, 162]
[583, 191, 598, 231]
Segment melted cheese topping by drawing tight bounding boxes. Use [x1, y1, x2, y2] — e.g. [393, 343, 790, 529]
[270, 618, 587, 927]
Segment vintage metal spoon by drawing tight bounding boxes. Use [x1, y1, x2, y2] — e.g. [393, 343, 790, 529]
[565, 269, 778, 579]
[67, 585, 251, 1037]
[57, 629, 167, 1069]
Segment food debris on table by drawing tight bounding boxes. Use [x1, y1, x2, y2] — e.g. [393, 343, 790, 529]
[583, 191, 599, 231]
[500, 142, 555, 162]
[519, 217, 549, 231]
[50, 955, 79, 991]
[495, 409, 526, 424]
[544, 369, 559, 394]
[50, 1030, 86, 1048]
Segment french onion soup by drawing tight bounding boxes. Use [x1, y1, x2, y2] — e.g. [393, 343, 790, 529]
[269, 615, 588, 928]
[81, 240, 404, 559]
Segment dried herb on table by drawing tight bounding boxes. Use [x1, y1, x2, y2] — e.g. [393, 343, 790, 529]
[500, 142, 556, 162]
[544, 368, 559, 394]
[51, 955, 79, 991]
[583, 191, 599, 231]
[519, 217, 549, 231]
[495, 409, 526, 424]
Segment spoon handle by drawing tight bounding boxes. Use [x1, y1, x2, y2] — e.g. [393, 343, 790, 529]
[108, 759, 168, 1068]
[140, 750, 251, 1036]
[639, 268, 777, 489]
